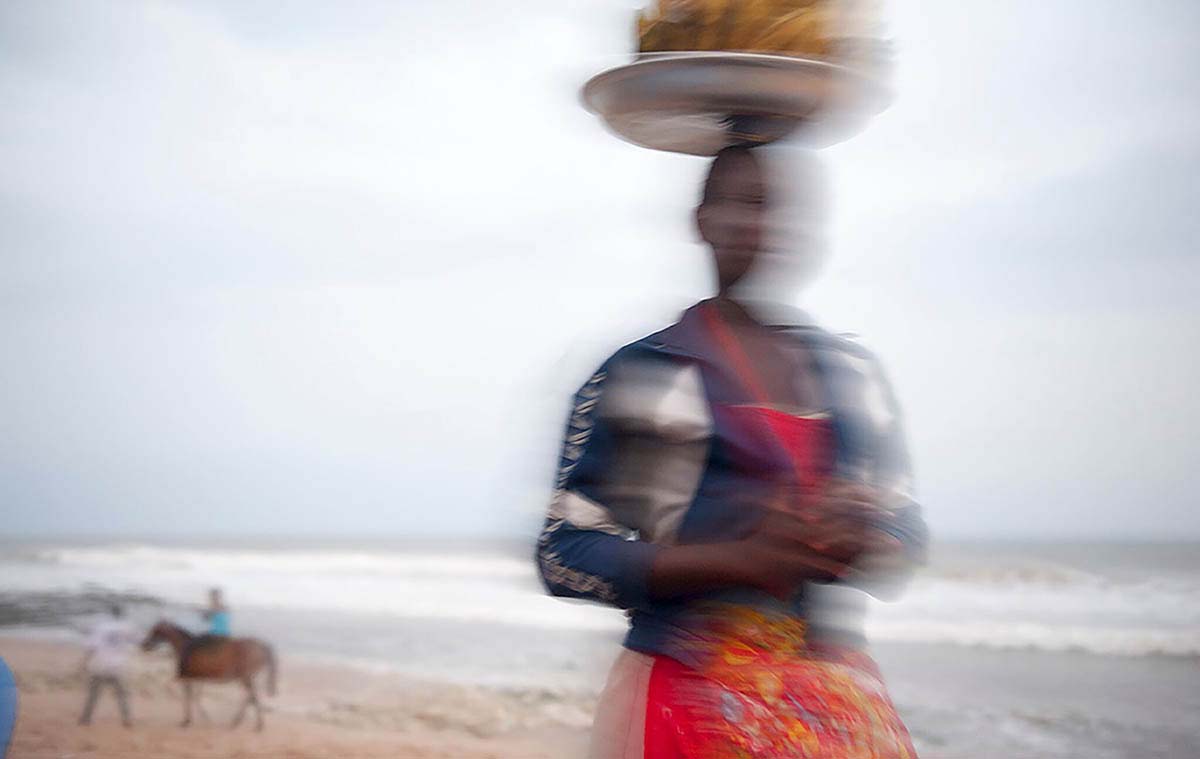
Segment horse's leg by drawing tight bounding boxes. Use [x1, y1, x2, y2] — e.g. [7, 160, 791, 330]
[194, 685, 213, 724]
[244, 676, 264, 732]
[230, 689, 250, 729]
[180, 681, 193, 728]
[230, 677, 254, 730]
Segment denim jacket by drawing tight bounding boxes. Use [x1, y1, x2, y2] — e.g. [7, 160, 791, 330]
[536, 300, 927, 662]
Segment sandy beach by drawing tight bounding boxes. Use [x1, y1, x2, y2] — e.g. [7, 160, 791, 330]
[2, 637, 589, 759]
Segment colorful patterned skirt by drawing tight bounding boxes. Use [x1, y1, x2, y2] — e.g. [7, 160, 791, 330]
[590, 609, 916, 759]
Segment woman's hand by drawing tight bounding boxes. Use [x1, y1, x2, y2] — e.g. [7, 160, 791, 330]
[745, 481, 905, 594]
[797, 481, 891, 560]
[734, 509, 856, 597]
[647, 481, 904, 601]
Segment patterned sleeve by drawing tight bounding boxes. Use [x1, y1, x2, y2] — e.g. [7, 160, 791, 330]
[535, 361, 665, 610]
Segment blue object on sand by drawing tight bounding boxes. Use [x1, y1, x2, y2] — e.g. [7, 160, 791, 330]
[0, 655, 16, 759]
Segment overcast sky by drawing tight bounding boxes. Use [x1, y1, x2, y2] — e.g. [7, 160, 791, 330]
[3, 0, 1198, 540]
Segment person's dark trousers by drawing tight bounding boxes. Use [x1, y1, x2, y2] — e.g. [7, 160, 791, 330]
[79, 675, 131, 727]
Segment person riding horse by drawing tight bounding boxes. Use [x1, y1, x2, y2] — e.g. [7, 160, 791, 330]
[141, 619, 277, 731]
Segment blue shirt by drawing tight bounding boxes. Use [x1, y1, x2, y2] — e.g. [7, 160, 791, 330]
[207, 610, 231, 636]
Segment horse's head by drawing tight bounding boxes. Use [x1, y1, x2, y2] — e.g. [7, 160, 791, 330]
[141, 620, 174, 651]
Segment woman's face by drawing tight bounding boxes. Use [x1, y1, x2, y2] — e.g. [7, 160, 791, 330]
[698, 147, 830, 302]
[696, 150, 769, 293]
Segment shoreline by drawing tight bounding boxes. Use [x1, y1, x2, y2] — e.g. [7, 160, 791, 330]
[1, 636, 589, 759]
[5, 623, 1200, 758]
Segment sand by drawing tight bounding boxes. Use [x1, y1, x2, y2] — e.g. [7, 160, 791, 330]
[1, 637, 589, 759]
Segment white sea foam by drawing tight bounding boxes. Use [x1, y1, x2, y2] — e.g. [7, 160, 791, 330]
[4, 542, 1198, 656]
[1, 543, 625, 632]
[866, 554, 1200, 656]
[24, 544, 534, 578]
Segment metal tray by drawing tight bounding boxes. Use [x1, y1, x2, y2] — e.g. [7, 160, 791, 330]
[581, 52, 888, 155]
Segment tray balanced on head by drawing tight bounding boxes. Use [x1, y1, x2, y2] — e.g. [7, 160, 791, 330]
[582, 1, 892, 155]
[582, 51, 888, 156]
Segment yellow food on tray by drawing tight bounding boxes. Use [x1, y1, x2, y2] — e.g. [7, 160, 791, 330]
[636, 0, 886, 71]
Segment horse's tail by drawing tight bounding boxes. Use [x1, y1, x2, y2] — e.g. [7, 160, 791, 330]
[263, 643, 278, 697]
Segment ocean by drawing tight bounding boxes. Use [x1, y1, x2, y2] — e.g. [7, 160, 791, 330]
[2, 538, 1198, 758]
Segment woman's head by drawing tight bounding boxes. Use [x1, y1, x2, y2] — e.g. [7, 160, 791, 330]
[696, 144, 830, 301]
[697, 146, 769, 294]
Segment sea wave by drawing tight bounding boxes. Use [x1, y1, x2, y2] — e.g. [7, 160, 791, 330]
[19, 544, 534, 579]
[0, 543, 624, 633]
[866, 619, 1200, 657]
[4, 542, 1198, 656]
[868, 556, 1200, 657]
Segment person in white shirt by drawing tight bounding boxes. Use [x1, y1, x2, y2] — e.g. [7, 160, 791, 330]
[78, 604, 136, 727]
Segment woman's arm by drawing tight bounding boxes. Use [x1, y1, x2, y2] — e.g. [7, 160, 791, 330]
[646, 524, 853, 601]
[536, 364, 664, 609]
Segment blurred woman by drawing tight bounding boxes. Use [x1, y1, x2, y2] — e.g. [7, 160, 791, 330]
[537, 146, 926, 759]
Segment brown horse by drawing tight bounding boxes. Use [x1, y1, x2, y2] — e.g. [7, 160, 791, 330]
[141, 620, 277, 731]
